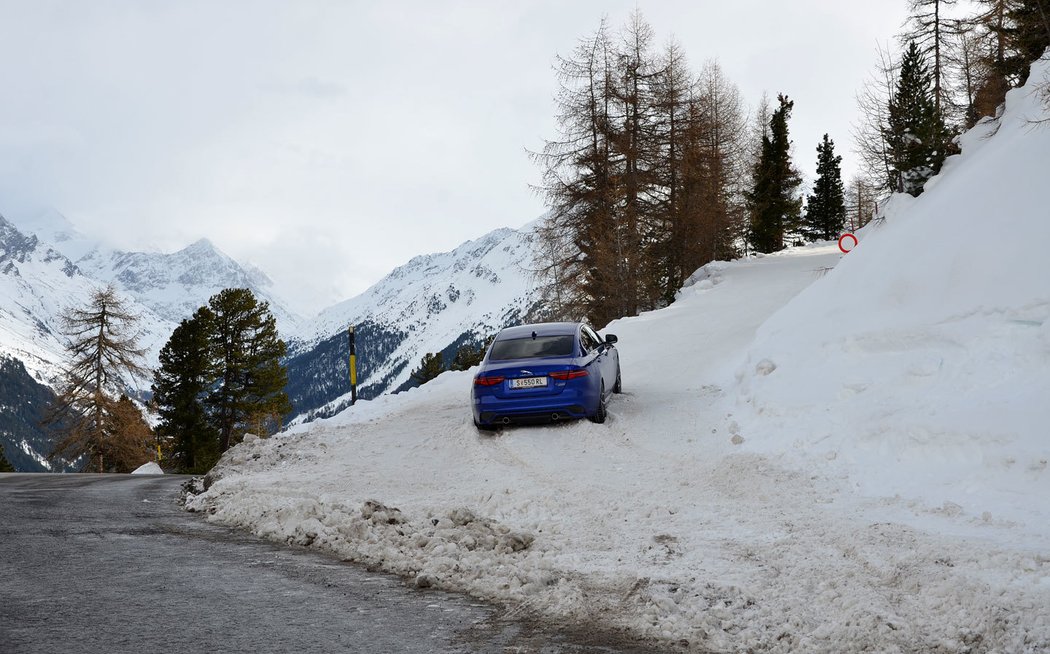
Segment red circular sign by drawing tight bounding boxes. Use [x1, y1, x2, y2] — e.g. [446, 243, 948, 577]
[838, 233, 858, 253]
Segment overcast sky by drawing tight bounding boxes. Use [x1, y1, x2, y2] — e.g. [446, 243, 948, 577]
[0, 1, 909, 316]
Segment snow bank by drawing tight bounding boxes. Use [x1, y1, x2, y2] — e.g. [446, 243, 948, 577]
[186, 57, 1050, 652]
[131, 461, 163, 475]
[734, 55, 1050, 533]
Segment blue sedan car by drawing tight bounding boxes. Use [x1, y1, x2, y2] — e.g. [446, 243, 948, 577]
[471, 322, 621, 429]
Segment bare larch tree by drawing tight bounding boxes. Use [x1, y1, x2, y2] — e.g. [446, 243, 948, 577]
[47, 285, 152, 473]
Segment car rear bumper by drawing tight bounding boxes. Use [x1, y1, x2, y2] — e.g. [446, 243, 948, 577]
[472, 389, 592, 426]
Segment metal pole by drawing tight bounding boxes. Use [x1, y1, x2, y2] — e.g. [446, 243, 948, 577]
[348, 325, 357, 405]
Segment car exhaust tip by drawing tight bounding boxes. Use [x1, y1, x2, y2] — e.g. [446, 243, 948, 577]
[551, 412, 560, 421]
[501, 417, 511, 425]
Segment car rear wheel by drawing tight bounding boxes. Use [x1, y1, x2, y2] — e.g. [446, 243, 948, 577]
[589, 382, 607, 424]
[474, 418, 498, 432]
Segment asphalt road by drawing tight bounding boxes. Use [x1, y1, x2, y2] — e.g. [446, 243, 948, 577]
[0, 473, 653, 654]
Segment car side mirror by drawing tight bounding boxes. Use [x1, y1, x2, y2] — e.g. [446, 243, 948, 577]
[605, 334, 618, 345]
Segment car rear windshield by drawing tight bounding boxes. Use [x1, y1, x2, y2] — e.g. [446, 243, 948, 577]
[488, 335, 575, 360]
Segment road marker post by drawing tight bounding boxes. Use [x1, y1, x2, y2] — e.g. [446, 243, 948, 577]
[349, 325, 358, 405]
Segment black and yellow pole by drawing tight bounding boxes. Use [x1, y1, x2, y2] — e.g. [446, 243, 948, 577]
[348, 325, 358, 405]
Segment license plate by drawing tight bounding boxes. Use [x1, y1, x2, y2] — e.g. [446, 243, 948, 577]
[509, 376, 548, 389]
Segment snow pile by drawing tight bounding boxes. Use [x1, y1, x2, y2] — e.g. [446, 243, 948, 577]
[734, 56, 1050, 531]
[131, 461, 163, 475]
[187, 58, 1050, 652]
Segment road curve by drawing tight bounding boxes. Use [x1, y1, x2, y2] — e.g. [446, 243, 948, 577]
[0, 473, 652, 654]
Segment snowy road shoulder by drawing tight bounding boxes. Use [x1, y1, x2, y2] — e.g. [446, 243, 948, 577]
[188, 238, 1049, 652]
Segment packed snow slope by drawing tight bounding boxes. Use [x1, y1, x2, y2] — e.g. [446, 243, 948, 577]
[189, 59, 1050, 653]
[733, 67, 1050, 533]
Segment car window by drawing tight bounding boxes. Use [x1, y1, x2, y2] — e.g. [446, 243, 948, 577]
[579, 327, 600, 353]
[489, 335, 575, 360]
[582, 326, 603, 351]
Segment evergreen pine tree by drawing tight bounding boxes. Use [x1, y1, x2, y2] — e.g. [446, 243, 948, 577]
[449, 343, 487, 371]
[747, 94, 803, 253]
[410, 353, 446, 386]
[206, 289, 291, 453]
[152, 308, 220, 473]
[887, 42, 950, 196]
[0, 445, 14, 472]
[802, 134, 847, 241]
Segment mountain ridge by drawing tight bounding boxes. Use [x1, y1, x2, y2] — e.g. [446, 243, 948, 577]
[0, 206, 542, 465]
[285, 221, 541, 420]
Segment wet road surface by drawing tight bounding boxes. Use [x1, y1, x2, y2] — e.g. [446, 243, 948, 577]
[0, 473, 656, 653]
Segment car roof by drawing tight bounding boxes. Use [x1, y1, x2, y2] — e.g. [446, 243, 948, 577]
[496, 322, 580, 340]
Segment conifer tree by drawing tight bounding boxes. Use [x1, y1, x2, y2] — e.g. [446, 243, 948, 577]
[691, 60, 749, 264]
[887, 42, 950, 196]
[0, 446, 14, 472]
[845, 176, 880, 230]
[802, 135, 847, 242]
[902, 0, 961, 120]
[449, 342, 487, 371]
[531, 19, 620, 327]
[206, 289, 290, 452]
[108, 395, 156, 468]
[747, 94, 803, 253]
[46, 286, 152, 473]
[970, 0, 1014, 117]
[607, 9, 657, 317]
[534, 13, 754, 320]
[410, 352, 446, 385]
[651, 56, 747, 303]
[983, 0, 1050, 87]
[951, 25, 991, 127]
[152, 308, 219, 473]
[648, 39, 693, 305]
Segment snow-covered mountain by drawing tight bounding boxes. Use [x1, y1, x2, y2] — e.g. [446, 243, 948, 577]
[0, 213, 105, 383]
[75, 237, 301, 335]
[285, 223, 540, 420]
[0, 209, 305, 470]
[0, 203, 542, 466]
[0, 355, 70, 472]
[0, 213, 174, 470]
[13, 209, 301, 335]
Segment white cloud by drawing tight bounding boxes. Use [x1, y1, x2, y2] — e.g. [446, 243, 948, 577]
[0, 1, 908, 314]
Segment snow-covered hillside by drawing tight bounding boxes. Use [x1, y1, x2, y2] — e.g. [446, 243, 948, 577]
[732, 70, 1050, 529]
[0, 214, 115, 382]
[188, 58, 1050, 651]
[285, 223, 539, 417]
[0, 209, 305, 470]
[12, 209, 301, 336]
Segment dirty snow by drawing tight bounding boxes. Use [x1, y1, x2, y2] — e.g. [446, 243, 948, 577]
[187, 56, 1050, 652]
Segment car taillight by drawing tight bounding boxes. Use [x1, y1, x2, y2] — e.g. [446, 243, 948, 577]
[549, 369, 588, 380]
[474, 375, 505, 386]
